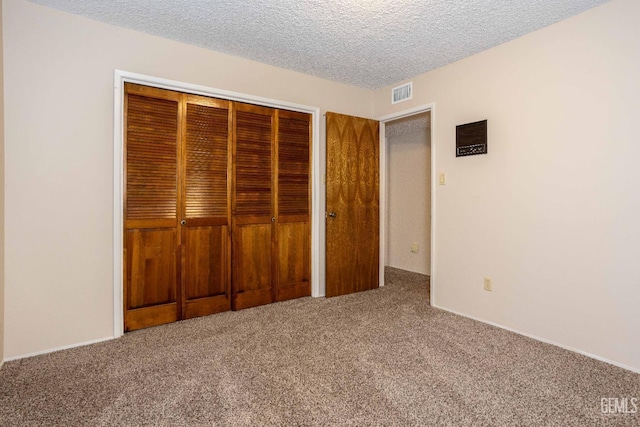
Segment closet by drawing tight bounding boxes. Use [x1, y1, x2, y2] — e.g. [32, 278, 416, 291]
[124, 83, 311, 332]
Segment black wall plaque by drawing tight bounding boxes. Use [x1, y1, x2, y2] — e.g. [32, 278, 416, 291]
[456, 120, 487, 157]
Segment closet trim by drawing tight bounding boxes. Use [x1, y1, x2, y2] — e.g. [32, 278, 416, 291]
[113, 70, 321, 338]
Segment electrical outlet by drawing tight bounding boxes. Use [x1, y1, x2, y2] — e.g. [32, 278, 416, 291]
[411, 243, 419, 253]
[483, 277, 493, 291]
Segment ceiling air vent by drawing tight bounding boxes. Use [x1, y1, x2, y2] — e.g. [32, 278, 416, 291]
[392, 82, 412, 104]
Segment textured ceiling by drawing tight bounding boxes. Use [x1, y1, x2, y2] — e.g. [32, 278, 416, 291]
[28, 0, 608, 89]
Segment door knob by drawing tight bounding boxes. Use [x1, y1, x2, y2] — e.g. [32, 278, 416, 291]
[271, 217, 276, 222]
[180, 220, 186, 226]
[328, 212, 337, 218]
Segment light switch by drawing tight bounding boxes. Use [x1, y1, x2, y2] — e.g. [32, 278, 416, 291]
[411, 243, 419, 253]
[439, 173, 446, 185]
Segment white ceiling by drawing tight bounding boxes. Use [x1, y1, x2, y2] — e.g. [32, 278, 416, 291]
[28, 0, 608, 89]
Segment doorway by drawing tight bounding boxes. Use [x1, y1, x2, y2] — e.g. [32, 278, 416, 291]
[379, 107, 434, 302]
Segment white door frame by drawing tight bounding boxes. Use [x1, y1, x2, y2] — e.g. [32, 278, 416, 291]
[112, 70, 322, 338]
[377, 103, 436, 303]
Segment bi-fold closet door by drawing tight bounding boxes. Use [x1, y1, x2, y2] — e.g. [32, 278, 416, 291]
[124, 83, 311, 332]
[233, 104, 312, 310]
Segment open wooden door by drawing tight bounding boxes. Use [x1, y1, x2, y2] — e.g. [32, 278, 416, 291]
[325, 112, 380, 297]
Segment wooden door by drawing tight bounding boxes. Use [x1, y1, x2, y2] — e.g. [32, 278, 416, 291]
[325, 112, 380, 297]
[125, 83, 312, 328]
[181, 95, 232, 319]
[124, 85, 233, 331]
[232, 103, 276, 310]
[124, 84, 181, 331]
[275, 110, 312, 301]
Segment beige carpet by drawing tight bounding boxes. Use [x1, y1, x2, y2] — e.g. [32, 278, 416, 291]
[1, 267, 638, 426]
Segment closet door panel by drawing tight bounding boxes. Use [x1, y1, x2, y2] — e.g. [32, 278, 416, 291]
[276, 223, 310, 301]
[125, 90, 179, 224]
[276, 110, 311, 301]
[183, 225, 230, 318]
[125, 229, 178, 329]
[277, 111, 311, 218]
[184, 226, 227, 300]
[184, 98, 230, 219]
[124, 84, 180, 331]
[232, 104, 275, 310]
[234, 107, 273, 215]
[182, 96, 232, 319]
[233, 224, 273, 309]
[126, 229, 178, 308]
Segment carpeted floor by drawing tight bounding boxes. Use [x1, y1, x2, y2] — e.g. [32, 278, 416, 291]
[0, 267, 638, 426]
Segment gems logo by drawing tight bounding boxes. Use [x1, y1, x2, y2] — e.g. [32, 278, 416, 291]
[601, 397, 638, 415]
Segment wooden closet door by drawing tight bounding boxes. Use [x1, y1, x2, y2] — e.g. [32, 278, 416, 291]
[181, 95, 232, 319]
[124, 83, 181, 331]
[275, 110, 311, 301]
[232, 103, 276, 310]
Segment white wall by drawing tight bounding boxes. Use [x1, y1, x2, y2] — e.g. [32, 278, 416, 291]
[2, 0, 373, 359]
[386, 113, 431, 275]
[374, 0, 640, 372]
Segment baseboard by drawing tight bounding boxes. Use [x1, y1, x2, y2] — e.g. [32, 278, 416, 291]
[431, 303, 640, 375]
[385, 265, 430, 276]
[2, 336, 116, 363]
[4, 309, 638, 374]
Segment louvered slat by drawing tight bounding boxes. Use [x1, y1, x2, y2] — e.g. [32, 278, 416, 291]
[278, 114, 310, 216]
[235, 109, 272, 216]
[185, 103, 228, 218]
[126, 94, 178, 221]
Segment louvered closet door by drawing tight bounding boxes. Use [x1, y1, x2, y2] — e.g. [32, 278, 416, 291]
[232, 103, 276, 310]
[124, 83, 181, 331]
[275, 110, 311, 301]
[181, 95, 232, 319]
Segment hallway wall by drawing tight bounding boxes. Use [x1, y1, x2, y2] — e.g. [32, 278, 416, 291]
[385, 113, 431, 275]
